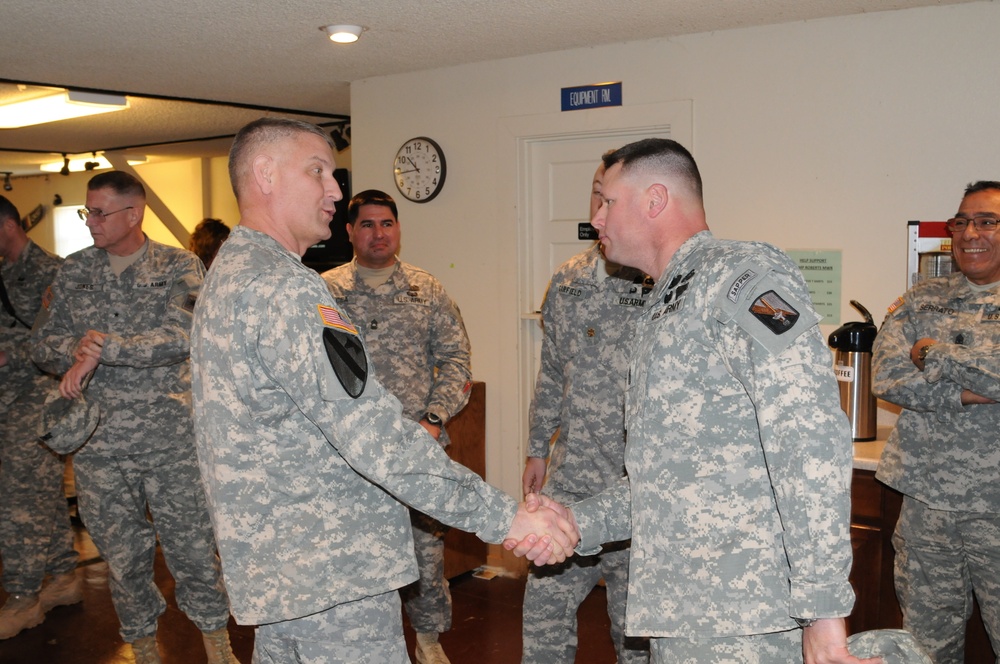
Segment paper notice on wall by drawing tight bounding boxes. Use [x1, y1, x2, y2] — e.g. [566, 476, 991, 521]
[788, 250, 842, 325]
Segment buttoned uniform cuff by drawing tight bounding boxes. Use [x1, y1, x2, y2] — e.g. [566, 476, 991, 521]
[921, 349, 971, 416]
[569, 494, 623, 556]
[99, 334, 122, 364]
[787, 576, 857, 622]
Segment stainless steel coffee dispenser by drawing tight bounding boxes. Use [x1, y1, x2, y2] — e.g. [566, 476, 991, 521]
[828, 300, 878, 441]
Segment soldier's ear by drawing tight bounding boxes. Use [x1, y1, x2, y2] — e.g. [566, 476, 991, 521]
[252, 155, 275, 195]
[647, 183, 668, 219]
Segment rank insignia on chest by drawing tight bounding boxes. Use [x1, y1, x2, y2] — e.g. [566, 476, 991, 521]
[317, 304, 357, 335]
[749, 290, 800, 334]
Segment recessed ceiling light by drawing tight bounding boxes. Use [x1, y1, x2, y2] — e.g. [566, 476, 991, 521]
[322, 24, 363, 44]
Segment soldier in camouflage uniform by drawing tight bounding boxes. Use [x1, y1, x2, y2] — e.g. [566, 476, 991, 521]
[520, 161, 650, 663]
[322, 189, 471, 664]
[512, 139, 877, 664]
[190, 117, 577, 664]
[30, 172, 237, 664]
[0, 195, 82, 640]
[873, 180, 1000, 663]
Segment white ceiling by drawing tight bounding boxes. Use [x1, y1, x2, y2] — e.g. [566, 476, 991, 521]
[0, 0, 980, 175]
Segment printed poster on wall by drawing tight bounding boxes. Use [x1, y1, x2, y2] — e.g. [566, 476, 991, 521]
[787, 249, 841, 325]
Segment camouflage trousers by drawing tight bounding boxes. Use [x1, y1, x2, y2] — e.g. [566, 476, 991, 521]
[649, 628, 801, 663]
[73, 444, 230, 642]
[893, 496, 1000, 663]
[523, 542, 649, 663]
[253, 589, 409, 664]
[0, 423, 77, 594]
[400, 510, 451, 633]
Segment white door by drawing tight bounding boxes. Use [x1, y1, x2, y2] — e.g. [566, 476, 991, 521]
[492, 101, 692, 496]
[519, 129, 673, 447]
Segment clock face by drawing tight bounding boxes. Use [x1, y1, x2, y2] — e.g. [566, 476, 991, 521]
[394, 137, 446, 203]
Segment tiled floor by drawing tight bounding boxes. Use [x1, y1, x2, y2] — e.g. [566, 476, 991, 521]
[0, 524, 618, 663]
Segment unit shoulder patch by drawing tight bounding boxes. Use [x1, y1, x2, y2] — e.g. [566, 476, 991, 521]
[749, 290, 800, 335]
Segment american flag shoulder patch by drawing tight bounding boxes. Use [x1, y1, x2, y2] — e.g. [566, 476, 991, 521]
[317, 304, 358, 335]
[887, 296, 904, 315]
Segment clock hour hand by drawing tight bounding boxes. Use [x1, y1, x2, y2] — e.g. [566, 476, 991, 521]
[406, 156, 421, 172]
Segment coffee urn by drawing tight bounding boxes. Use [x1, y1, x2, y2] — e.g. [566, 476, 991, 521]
[828, 300, 878, 441]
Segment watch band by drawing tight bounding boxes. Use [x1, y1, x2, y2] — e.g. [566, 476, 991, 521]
[918, 343, 934, 363]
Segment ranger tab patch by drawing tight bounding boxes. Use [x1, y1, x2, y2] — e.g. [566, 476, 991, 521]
[749, 290, 800, 334]
[317, 304, 357, 335]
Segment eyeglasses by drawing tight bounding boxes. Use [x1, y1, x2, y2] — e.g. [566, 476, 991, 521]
[945, 215, 1000, 234]
[77, 206, 133, 222]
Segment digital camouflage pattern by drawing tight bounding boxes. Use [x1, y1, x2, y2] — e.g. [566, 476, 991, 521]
[191, 226, 517, 626]
[523, 243, 650, 663]
[571, 232, 856, 642]
[873, 272, 1000, 661]
[873, 272, 1000, 511]
[31, 239, 230, 642]
[254, 591, 409, 664]
[322, 259, 472, 437]
[323, 258, 473, 634]
[0, 240, 76, 595]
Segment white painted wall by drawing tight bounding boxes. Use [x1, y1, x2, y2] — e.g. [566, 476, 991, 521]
[349, 3, 1000, 511]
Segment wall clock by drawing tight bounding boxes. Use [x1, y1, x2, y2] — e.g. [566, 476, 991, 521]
[393, 137, 446, 203]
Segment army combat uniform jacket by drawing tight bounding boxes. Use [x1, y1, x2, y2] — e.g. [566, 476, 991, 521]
[323, 259, 472, 444]
[873, 272, 1000, 512]
[191, 227, 517, 625]
[32, 240, 203, 457]
[0, 240, 61, 409]
[571, 231, 856, 638]
[528, 243, 649, 501]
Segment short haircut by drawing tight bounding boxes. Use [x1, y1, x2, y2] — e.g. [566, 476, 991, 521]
[964, 181, 1000, 197]
[189, 218, 231, 268]
[602, 138, 703, 201]
[228, 117, 334, 202]
[87, 171, 146, 200]
[0, 195, 20, 227]
[348, 189, 398, 224]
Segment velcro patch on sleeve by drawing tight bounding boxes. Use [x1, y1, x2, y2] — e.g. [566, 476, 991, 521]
[317, 304, 358, 335]
[322, 327, 368, 399]
[887, 296, 904, 315]
[749, 290, 800, 335]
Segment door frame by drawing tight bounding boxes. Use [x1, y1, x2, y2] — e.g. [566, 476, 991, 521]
[491, 100, 694, 499]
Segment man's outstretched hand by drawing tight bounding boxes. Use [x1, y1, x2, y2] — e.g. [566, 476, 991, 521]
[503, 493, 580, 565]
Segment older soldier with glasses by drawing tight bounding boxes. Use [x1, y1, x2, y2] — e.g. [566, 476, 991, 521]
[874, 181, 1000, 662]
[32, 171, 237, 664]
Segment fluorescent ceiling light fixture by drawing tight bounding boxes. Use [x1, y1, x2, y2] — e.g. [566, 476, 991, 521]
[322, 24, 363, 43]
[40, 154, 146, 173]
[0, 89, 129, 129]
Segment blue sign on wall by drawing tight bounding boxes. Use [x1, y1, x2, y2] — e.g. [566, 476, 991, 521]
[561, 82, 622, 112]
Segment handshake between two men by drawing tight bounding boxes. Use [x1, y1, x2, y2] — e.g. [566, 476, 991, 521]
[506, 494, 577, 565]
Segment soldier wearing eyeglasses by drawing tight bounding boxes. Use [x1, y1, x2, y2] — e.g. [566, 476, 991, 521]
[30, 172, 238, 663]
[873, 180, 1000, 662]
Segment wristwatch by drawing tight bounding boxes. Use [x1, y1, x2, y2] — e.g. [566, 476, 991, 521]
[794, 617, 817, 628]
[918, 342, 935, 364]
[422, 412, 443, 427]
